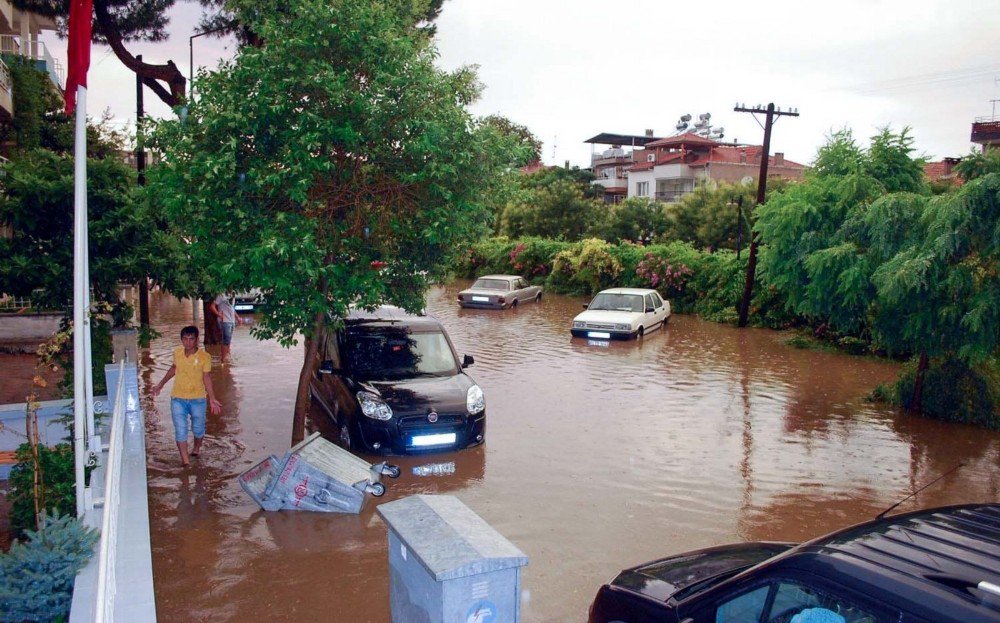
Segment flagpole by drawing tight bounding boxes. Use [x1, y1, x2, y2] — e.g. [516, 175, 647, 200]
[73, 85, 88, 518]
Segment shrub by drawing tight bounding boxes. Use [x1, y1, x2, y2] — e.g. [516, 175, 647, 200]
[0, 512, 99, 623]
[549, 238, 622, 295]
[8, 443, 78, 538]
[633, 252, 692, 300]
[888, 358, 999, 429]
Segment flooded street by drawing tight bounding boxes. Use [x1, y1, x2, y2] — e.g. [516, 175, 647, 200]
[141, 283, 1000, 622]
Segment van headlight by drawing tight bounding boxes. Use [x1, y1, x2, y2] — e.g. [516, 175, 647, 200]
[467, 385, 485, 415]
[357, 391, 393, 421]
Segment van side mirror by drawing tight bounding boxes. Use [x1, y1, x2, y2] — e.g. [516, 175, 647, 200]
[462, 354, 474, 368]
[319, 360, 337, 375]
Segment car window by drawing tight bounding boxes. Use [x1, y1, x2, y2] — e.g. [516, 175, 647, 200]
[589, 293, 644, 312]
[324, 329, 341, 367]
[644, 294, 656, 311]
[765, 581, 880, 623]
[715, 585, 769, 623]
[472, 278, 509, 291]
[343, 327, 458, 380]
[516, 279, 528, 289]
[652, 292, 664, 308]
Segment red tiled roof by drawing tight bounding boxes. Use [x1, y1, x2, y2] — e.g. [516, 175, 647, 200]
[690, 147, 805, 169]
[520, 160, 549, 174]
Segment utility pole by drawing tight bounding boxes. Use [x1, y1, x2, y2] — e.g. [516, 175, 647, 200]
[136, 54, 150, 327]
[734, 194, 744, 260]
[734, 102, 799, 327]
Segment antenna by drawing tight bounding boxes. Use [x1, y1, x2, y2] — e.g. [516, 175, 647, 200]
[551, 134, 558, 163]
[876, 463, 964, 519]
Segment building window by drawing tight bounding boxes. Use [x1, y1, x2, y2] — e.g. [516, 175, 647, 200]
[636, 181, 649, 196]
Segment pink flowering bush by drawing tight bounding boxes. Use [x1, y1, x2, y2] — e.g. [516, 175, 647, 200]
[635, 252, 692, 298]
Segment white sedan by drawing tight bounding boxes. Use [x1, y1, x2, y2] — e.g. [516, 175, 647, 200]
[571, 288, 670, 340]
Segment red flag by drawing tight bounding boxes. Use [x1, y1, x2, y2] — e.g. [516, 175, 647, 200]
[64, 0, 93, 114]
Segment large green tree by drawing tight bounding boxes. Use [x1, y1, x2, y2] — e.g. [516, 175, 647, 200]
[500, 178, 602, 241]
[147, 0, 518, 443]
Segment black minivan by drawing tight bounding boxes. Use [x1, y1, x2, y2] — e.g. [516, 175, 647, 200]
[308, 306, 485, 455]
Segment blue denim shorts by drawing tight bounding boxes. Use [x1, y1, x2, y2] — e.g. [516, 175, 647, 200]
[170, 397, 207, 442]
[221, 321, 235, 346]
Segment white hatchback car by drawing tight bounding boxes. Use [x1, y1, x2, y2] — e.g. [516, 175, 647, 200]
[571, 288, 671, 340]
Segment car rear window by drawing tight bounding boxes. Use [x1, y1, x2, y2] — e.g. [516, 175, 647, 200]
[472, 278, 510, 291]
[344, 327, 458, 380]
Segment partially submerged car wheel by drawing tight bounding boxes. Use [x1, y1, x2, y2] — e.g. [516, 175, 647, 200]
[535, 292, 542, 302]
[511, 299, 519, 309]
[636, 327, 644, 339]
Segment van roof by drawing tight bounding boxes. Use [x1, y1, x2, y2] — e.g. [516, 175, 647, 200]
[344, 305, 443, 329]
[782, 504, 1000, 617]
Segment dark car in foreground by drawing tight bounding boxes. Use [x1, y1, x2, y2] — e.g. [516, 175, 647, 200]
[590, 503, 1000, 623]
[308, 306, 485, 455]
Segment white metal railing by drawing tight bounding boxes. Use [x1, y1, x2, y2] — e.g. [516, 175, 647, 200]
[0, 34, 64, 89]
[974, 115, 999, 124]
[0, 56, 11, 93]
[94, 360, 127, 622]
[0, 294, 34, 310]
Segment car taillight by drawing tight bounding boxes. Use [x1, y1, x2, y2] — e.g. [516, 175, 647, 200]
[498, 296, 505, 304]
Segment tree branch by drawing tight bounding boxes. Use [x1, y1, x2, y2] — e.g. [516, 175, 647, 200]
[94, 1, 186, 107]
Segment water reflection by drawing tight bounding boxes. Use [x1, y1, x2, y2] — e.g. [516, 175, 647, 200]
[129, 284, 1000, 623]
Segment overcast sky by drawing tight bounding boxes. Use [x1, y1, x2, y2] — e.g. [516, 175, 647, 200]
[42, 0, 1000, 168]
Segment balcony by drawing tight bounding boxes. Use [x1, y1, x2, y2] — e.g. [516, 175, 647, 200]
[0, 34, 64, 91]
[0, 56, 11, 118]
[654, 190, 692, 203]
[971, 116, 1000, 145]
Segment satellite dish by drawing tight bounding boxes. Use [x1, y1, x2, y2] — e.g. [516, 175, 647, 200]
[676, 121, 689, 131]
[680, 114, 692, 122]
[741, 176, 754, 186]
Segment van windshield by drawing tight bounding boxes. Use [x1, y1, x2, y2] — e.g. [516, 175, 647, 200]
[344, 327, 458, 380]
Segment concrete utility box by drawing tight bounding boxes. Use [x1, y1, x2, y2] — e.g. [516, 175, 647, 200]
[377, 494, 528, 623]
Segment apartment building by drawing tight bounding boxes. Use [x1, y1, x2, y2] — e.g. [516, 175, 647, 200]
[586, 130, 806, 203]
[0, 0, 62, 121]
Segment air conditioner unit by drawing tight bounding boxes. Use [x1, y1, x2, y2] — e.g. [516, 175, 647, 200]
[647, 154, 656, 162]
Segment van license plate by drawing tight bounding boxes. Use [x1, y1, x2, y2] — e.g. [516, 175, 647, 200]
[410, 433, 456, 447]
[472, 296, 489, 302]
[587, 331, 611, 339]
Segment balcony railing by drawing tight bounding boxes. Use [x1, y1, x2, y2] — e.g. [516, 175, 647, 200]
[0, 34, 64, 90]
[655, 190, 692, 203]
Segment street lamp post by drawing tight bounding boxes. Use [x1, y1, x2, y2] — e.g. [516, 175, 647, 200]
[189, 26, 228, 100]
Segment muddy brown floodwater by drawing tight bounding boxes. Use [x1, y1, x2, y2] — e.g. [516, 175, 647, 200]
[139, 284, 1000, 622]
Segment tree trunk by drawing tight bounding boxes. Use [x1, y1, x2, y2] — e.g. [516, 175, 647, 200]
[911, 352, 929, 413]
[203, 301, 222, 345]
[291, 312, 325, 445]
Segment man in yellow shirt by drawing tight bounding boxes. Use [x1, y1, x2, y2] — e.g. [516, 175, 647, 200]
[151, 325, 222, 466]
